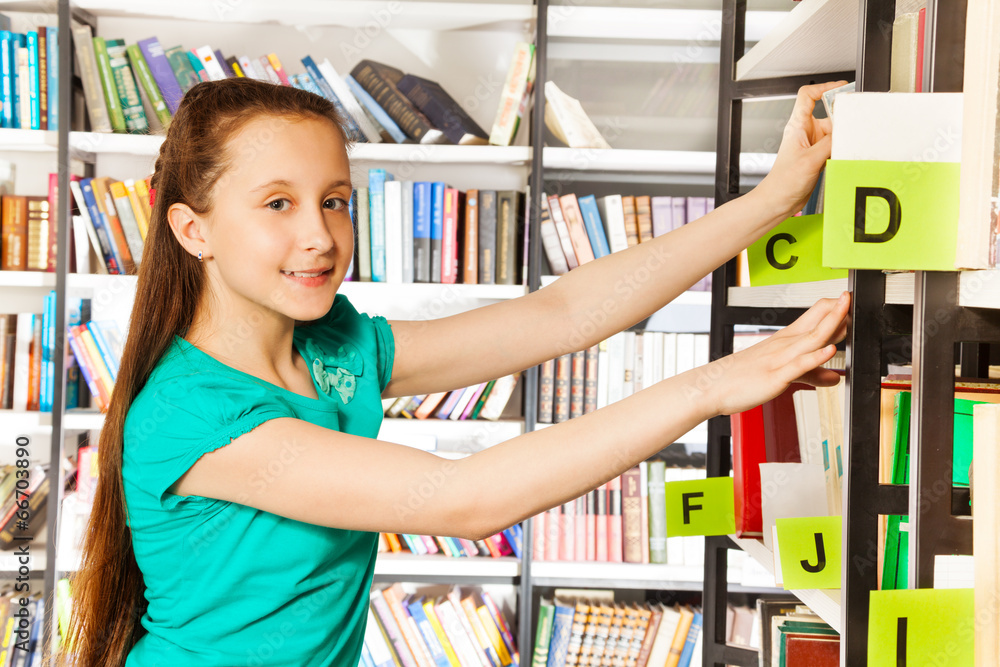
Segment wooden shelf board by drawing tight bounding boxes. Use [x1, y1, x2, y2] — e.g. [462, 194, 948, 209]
[730, 534, 842, 633]
[66, 1, 534, 30]
[735, 0, 857, 82]
[542, 147, 775, 176]
[373, 553, 520, 579]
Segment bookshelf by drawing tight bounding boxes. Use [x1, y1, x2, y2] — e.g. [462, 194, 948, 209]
[706, 1, 998, 666]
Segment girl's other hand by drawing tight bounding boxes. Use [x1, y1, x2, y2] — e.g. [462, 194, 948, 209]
[707, 291, 851, 416]
[756, 80, 847, 219]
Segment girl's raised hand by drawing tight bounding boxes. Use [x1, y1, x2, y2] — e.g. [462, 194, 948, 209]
[756, 80, 847, 219]
[706, 291, 851, 416]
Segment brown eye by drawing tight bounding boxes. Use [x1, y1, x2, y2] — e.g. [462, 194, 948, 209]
[267, 199, 291, 211]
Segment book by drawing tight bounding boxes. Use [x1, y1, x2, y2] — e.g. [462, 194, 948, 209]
[557, 194, 595, 266]
[1, 195, 27, 270]
[731, 403, 766, 538]
[622, 466, 643, 563]
[398, 73, 488, 145]
[462, 189, 479, 283]
[974, 403, 1000, 665]
[477, 190, 498, 284]
[350, 60, 445, 144]
[647, 460, 667, 564]
[356, 186, 372, 281]
[92, 36, 126, 132]
[533, 599, 555, 667]
[317, 58, 382, 143]
[543, 81, 610, 149]
[371, 590, 419, 667]
[300, 55, 365, 143]
[889, 10, 922, 93]
[496, 191, 522, 286]
[547, 599, 575, 667]
[441, 187, 461, 283]
[413, 181, 432, 283]
[430, 182, 445, 284]
[346, 74, 409, 144]
[126, 44, 172, 129]
[164, 45, 200, 93]
[490, 42, 535, 146]
[596, 194, 629, 254]
[25, 195, 49, 271]
[71, 26, 111, 132]
[368, 168, 393, 282]
[576, 195, 610, 259]
[634, 196, 654, 244]
[620, 196, 639, 248]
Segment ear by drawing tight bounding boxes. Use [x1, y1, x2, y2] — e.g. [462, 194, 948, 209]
[167, 203, 211, 261]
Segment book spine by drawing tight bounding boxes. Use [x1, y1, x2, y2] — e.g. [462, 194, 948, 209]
[429, 182, 444, 283]
[559, 500, 575, 560]
[569, 349, 585, 419]
[532, 601, 555, 667]
[92, 37, 125, 132]
[356, 187, 372, 281]
[26, 31, 39, 129]
[163, 45, 199, 93]
[383, 587, 435, 667]
[622, 467, 643, 563]
[16, 44, 28, 129]
[351, 60, 436, 142]
[266, 53, 291, 85]
[489, 42, 534, 146]
[441, 187, 460, 284]
[1, 196, 27, 270]
[495, 191, 518, 285]
[371, 591, 419, 667]
[317, 58, 382, 143]
[413, 182, 432, 283]
[477, 190, 497, 284]
[538, 357, 555, 424]
[368, 170, 389, 282]
[635, 196, 653, 243]
[544, 505, 561, 561]
[36, 27, 47, 130]
[583, 344, 598, 415]
[397, 75, 488, 145]
[553, 353, 571, 423]
[137, 37, 183, 115]
[463, 189, 479, 284]
[559, 194, 595, 265]
[126, 44, 171, 128]
[346, 74, 408, 144]
[574, 496, 587, 561]
[300, 55, 365, 142]
[539, 196, 570, 276]
[586, 490, 597, 562]
[647, 461, 667, 564]
[0, 31, 12, 128]
[608, 476, 623, 562]
[578, 195, 611, 258]
[547, 195, 579, 270]
[108, 41, 148, 132]
[25, 195, 48, 271]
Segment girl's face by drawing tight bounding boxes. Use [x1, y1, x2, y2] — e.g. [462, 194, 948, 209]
[202, 114, 355, 325]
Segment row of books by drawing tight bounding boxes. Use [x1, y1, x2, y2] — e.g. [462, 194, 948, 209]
[0, 463, 49, 550]
[540, 194, 714, 291]
[366, 584, 518, 667]
[68, 174, 151, 276]
[0, 181, 57, 272]
[348, 175, 525, 285]
[534, 593, 702, 667]
[0, 17, 59, 131]
[72, 21, 535, 148]
[377, 524, 522, 561]
[65, 316, 123, 415]
[0, 593, 43, 667]
[537, 333, 710, 425]
[530, 463, 706, 567]
[382, 374, 521, 427]
[0, 298, 62, 412]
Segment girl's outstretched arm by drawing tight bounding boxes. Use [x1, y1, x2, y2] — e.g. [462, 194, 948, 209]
[171, 294, 849, 539]
[385, 80, 844, 398]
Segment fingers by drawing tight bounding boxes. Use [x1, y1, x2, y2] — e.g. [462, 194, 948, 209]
[795, 363, 842, 388]
[786, 80, 848, 139]
[782, 294, 845, 335]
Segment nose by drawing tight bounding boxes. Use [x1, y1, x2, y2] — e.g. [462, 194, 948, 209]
[300, 203, 336, 255]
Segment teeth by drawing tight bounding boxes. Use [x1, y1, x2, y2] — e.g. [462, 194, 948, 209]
[283, 270, 324, 278]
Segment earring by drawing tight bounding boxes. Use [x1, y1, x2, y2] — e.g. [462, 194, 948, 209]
[197, 251, 203, 262]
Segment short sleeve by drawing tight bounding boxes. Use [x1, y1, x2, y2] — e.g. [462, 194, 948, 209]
[370, 315, 395, 393]
[310, 294, 395, 394]
[123, 359, 295, 511]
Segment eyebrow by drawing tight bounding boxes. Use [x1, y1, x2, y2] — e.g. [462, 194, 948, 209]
[249, 178, 353, 193]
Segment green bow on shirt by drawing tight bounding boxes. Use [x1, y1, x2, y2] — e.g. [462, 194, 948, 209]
[303, 339, 364, 405]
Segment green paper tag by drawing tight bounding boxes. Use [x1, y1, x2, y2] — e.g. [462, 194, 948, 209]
[775, 516, 841, 590]
[868, 588, 974, 666]
[747, 214, 847, 286]
[665, 476, 735, 538]
[822, 159, 960, 271]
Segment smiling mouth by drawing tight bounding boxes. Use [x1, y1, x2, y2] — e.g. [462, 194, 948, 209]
[281, 269, 332, 278]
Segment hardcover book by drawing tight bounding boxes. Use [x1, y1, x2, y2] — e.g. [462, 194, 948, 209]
[397, 73, 488, 145]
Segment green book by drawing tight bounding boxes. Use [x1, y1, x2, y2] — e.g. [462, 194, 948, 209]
[532, 598, 555, 667]
[92, 36, 125, 132]
[647, 459, 667, 564]
[163, 45, 200, 93]
[126, 43, 171, 128]
[105, 39, 148, 133]
[470, 380, 496, 420]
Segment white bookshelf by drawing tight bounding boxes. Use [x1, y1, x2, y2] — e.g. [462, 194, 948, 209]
[542, 147, 776, 176]
[374, 553, 520, 579]
[379, 418, 522, 455]
[728, 270, 1000, 311]
[0, 128, 58, 152]
[0, 271, 57, 312]
[545, 6, 787, 42]
[730, 534, 842, 633]
[735, 0, 858, 81]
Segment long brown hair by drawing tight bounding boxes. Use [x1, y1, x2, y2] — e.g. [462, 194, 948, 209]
[57, 78, 348, 667]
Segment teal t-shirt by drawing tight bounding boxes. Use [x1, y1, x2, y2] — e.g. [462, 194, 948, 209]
[122, 294, 394, 667]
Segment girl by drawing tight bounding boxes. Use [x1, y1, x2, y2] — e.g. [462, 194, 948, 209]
[62, 76, 849, 666]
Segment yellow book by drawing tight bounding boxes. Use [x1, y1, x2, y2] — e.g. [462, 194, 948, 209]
[0, 614, 14, 666]
[133, 177, 153, 221]
[124, 179, 149, 239]
[422, 599, 460, 667]
[477, 604, 513, 666]
[230, 60, 245, 77]
[664, 605, 694, 667]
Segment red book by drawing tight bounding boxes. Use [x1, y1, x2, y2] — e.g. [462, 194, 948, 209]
[607, 476, 624, 562]
[622, 467, 643, 563]
[462, 189, 478, 284]
[914, 8, 926, 93]
[545, 506, 561, 561]
[46, 173, 59, 271]
[554, 353, 572, 423]
[784, 635, 839, 666]
[569, 349, 585, 418]
[731, 404, 766, 537]
[574, 496, 587, 561]
[559, 500, 576, 561]
[441, 187, 461, 283]
[762, 383, 814, 463]
[532, 512, 546, 561]
[595, 483, 609, 561]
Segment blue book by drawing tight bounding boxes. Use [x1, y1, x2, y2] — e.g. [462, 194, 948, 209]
[11, 32, 23, 128]
[677, 609, 703, 667]
[429, 182, 445, 283]
[0, 31, 13, 128]
[413, 181, 432, 282]
[185, 50, 206, 83]
[26, 31, 39, 129]
[65, 298, 82, 410]
[501, 523, 523, 559]
[406, 597, 451, 667]
[577, 195, 611, 258]
[300, 55, 365, 143]
[45, 26, 57, 130]
[345, 74, 408, 144]
[78, 178, 123, 274]
[546, 599, 575, 667]
[39, 292, 51, 412]
[288, 73, 304, 90]
[367, 168, 394, 282]
[87, 320, 122, 380]
[359, 644, 375, 667]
